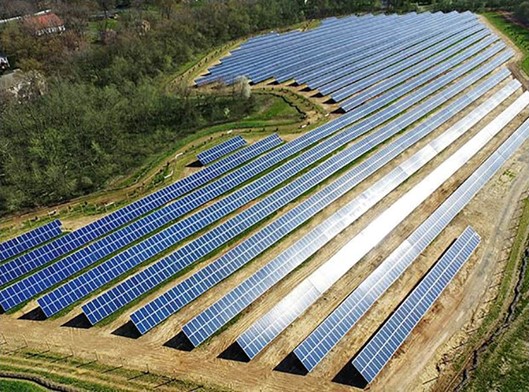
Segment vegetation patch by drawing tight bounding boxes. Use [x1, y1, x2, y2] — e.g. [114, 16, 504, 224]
[483, 11, 529, 76]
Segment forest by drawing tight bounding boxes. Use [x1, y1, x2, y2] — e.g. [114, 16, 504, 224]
[0, 0, 524, 215]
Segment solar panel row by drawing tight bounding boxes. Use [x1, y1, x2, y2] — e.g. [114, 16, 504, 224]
[38, 59, 461, 319]
[352, 226, 481, 384]
[257, 14, 450, 84]
[294, 80, 523, 370]
[79, 59, 480, 325]
[0, 135, 284, 311]
[38, 117, 391, 317]
[302, 15, 475, 88]
[234, 92, 529, 360]
[180, 65, 517, 348]
[339, 35, 500, 109]
[221, 14, 369, 65]
[235, 14, 458, 86]
[0, 133, 283, 287]
[201, 12, 474, 86]
[341, 42, 509, 113]
[129, 69, 512, 335]
[0, 220, 62, 263]
[201, 12, 470, 86]
[309, 18, 481, 92]
[319, 23, 485, 97]
[197, 136, 247, 165]
[217, 14, 365, 66]
[203, 13, 404, 83]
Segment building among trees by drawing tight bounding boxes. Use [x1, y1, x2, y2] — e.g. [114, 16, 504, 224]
[23, 12, 65, 36]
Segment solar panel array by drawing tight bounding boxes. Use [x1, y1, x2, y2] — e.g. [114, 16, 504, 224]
[294, 115, 529, 373]
[233, 92, 529, 359]
[0, 133, 282, 288]
[351, 226, 481, 384]
[0, 220, 62, 263]
[0, 134, 283, 311]
[313, 21, 483, 95]
[80, 68, 458, 324]
[181, 78, 524, 348]
[292, 80, 526, 371]
[197, 12, 475, 88]
[129, 69, 513, 335]
[197, 136, 247, 165]
[0, 11, 526, 388]
[79, 43, 511, 325]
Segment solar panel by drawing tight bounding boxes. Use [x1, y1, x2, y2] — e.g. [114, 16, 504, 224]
[0, 135, 284, 311]
[337, 35, 499, 108]
[181, 73, 522, 348]
[129, 70, 513, 335]
[231, 92, 529, 359]
[267, 14, 464, 84]
[197, 136, 247, 165]
[205, 14, 407, 84]
[37, 61, 455, 319]
[351, 226, 480, 384]
[203, 12, 471, 86]
[0, 220, 62, 263]
[307, 18, 480, 91]
[200, 12, 476, 86]
[79, 63, 478, 326]
[303, 17, 476, 88]
[0, 134, 283, 287]
[204, 13, 408, 83]
[237, 92, 529, 358]
[319, 24, 486, 97]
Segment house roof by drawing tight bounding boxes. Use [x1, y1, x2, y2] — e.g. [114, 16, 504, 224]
[23, 12, 64, 31]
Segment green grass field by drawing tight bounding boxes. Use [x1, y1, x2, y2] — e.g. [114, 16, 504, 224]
[0, 379, 48, 392]
[464, 199, 529, 391]
[483, 12, 529, 76]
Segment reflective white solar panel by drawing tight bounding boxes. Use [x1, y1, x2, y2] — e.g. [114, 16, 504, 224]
[235, 92, 529, 360]
[129, 70, 513, 336]
[181, 72, 521, 348]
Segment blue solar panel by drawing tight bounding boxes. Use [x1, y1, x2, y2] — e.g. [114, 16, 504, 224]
[351, 226, 480, 384]
[203, 14, 402, 84]
[180, 64, 517, 348]
[198, 12, 475, 86]
[207, 12, 464, 85]
[81, 67, 465, 325]
[340, 43, 510, 113]
[0, 135, 284, 311]
[202, 13, 418, 84]
[128, 69, 512, 335]
[0, 134, 283, 287]
[336, 34, 499, 106]
[197, 136, 247, 165]
[36, 64, 454, 319]
[233, 91, 529, 360]
[0, 220, 62, 263]
[305, 18, 479, 91]
[302, 16, 475, 88]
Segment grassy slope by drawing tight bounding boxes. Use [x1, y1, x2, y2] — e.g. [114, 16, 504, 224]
[0, 379, 48, 392]
[464, 199, 529, 391]
[483, 12, 529, 76]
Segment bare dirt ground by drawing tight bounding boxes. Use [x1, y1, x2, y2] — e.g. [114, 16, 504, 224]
[1, 29, 529, 392]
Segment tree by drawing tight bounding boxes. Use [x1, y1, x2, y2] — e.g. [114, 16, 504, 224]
[516, 2, 529, 25]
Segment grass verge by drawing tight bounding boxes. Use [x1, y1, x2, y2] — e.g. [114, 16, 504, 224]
[482, 12, 529, 76]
